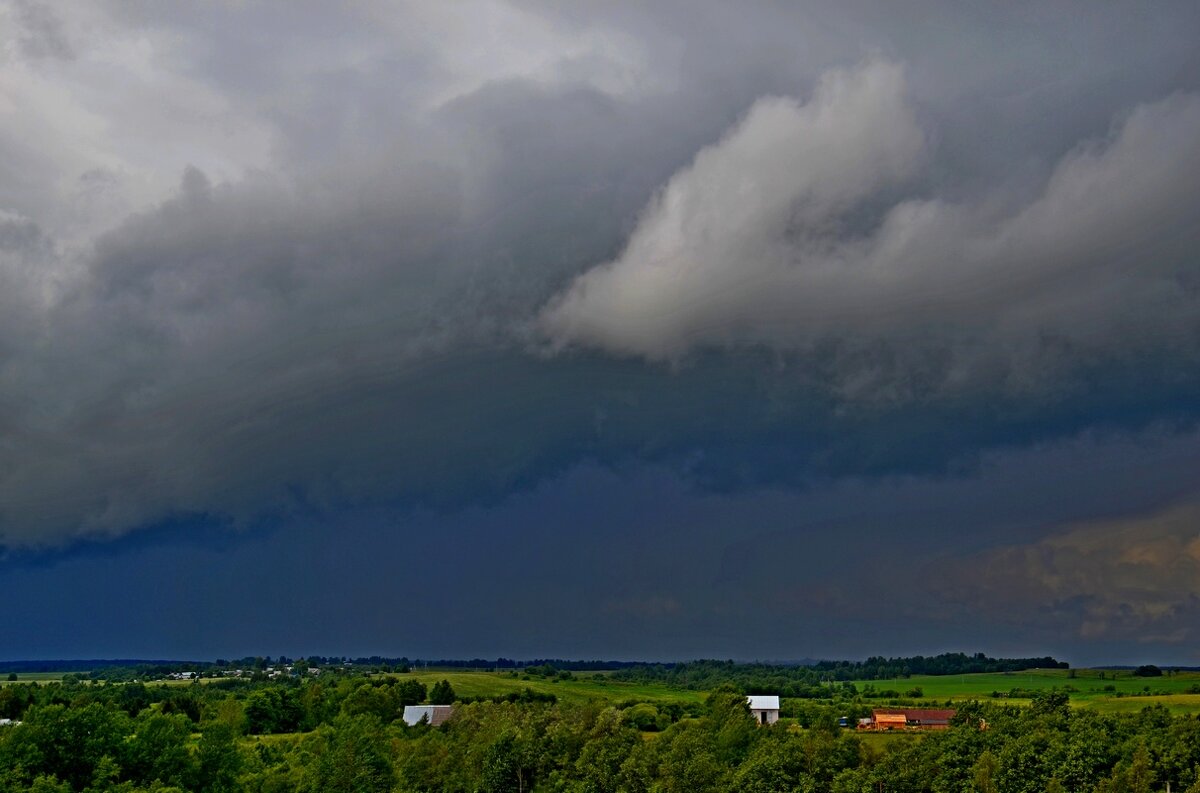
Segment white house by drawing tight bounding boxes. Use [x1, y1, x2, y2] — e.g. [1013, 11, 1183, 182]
[402, 705, 454, 727]
[747, 695, 780, 725]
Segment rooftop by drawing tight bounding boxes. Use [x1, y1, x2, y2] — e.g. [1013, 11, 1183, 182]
[747, 695, 780, 710]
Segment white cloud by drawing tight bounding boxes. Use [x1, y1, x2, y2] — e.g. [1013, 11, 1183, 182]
[539, 60, 925, 360]
[540, 62, 1200, 402]
[0, 1, 274, 246]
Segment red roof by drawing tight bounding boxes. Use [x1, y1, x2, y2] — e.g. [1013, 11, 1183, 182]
[873, 708, 956, 723]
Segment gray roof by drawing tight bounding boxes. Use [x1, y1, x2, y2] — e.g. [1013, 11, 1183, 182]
[747, 695, 780, 710]
[402, 705, 454, 726]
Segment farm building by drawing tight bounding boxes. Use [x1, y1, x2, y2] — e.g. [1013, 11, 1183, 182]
[747, 695, 780, 725]
[860, 708, 956, 731]
[402, 704, 454, 726]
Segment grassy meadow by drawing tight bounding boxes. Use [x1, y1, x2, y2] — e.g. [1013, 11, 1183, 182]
[398, 669, 708, 707]
[7, 665, 1200, 716]
[0, 672, 72, 685]
[395, 666, 1200, 717]
[394, 666, 1200, 716]
[853, 667, 1200, 715]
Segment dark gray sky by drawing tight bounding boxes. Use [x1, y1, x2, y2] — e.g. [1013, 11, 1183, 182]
[1, 0, 1199, 665]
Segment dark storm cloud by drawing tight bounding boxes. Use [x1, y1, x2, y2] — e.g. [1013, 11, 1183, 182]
[1, 0, 1199, 562]
[4, 430, 1197, 663]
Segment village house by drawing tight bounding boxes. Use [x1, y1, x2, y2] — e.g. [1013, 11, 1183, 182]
[747, 695, 780, 725]
[859, 708, 956, 731]
[402, 704, 455, 727]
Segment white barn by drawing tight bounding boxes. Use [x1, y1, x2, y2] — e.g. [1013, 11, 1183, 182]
[747, 695, 780, 725]
[402, 705, 454, 726]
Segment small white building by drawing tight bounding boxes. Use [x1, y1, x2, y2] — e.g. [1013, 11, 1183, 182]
[402, 705, 454, 727]
[747, 695, 780, 725]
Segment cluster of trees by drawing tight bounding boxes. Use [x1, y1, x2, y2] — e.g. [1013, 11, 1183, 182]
[857, 684, 924, 700]
[0, 676, 423, 736]
[3, 678, 1200, 792]
[520, 665, 575, 681]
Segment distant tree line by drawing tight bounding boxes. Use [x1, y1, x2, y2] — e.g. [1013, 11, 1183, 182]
[0, 661, 186, 675]
[2, 652, 1070, 680]
[811, 652, 1068, 678]
[610, 653, 1068, 697]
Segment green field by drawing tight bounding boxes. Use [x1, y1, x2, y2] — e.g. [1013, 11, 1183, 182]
[7, 666, 1200, 717]
[398, 670, 707, 707]
[0, 672, 73, 685]
[852, 668, 1200, 714]
[398, 668, 1200, 716]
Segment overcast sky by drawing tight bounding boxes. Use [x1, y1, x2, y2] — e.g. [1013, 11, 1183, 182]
[2, 0, 1199, 665]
